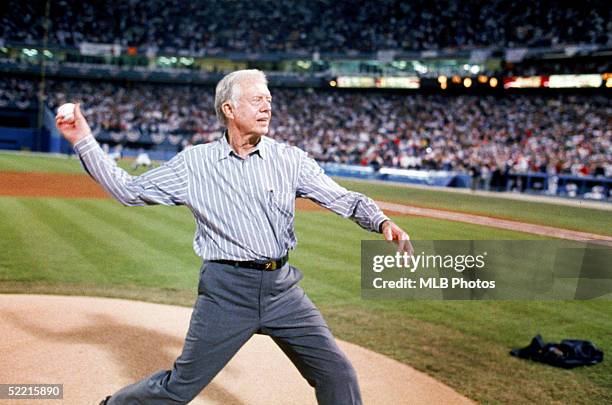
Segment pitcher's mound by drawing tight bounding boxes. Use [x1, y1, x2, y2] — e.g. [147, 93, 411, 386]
[1, 294, 471, 404]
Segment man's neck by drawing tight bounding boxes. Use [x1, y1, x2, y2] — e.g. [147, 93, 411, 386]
[226, 130, 261, 159]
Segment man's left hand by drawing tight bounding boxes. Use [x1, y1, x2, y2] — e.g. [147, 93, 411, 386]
[381, 220, 413, 255]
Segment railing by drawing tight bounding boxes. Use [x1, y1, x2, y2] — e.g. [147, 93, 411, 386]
[319, 162, 611, 201]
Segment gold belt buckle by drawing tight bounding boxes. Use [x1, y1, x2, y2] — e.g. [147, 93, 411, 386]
[264, 261, 277, 271]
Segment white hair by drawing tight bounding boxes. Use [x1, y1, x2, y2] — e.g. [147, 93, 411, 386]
[214, 69, 268, 127]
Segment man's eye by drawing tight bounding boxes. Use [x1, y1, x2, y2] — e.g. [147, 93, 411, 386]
[250, 97, 272, 106]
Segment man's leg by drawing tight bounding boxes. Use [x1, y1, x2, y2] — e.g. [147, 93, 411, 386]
[108, 263, 260, 404]
[260, 265, 362, 405]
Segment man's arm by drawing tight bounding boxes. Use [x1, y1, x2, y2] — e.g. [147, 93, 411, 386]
[296, 152, 412, 252]
[56, 103, 188, 206]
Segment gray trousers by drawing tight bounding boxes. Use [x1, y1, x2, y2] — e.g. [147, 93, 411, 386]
[108, 262, 362, 404]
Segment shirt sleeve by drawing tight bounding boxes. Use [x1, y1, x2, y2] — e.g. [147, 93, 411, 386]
[73, 136, 188, 206]
[295, 151, 389, 233]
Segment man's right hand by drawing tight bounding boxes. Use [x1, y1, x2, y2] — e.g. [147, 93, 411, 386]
[381, 220, 413, 256]
[55, 103, 92, 145]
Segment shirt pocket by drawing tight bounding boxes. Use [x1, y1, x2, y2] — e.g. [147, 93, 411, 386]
[267, 190, 295, 218]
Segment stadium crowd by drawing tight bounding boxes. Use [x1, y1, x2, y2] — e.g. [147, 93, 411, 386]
[1, 0, 610, 53]
[3, 77, 609, 179]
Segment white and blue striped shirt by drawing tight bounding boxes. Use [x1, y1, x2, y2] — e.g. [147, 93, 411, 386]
[74, 134, 389, 261]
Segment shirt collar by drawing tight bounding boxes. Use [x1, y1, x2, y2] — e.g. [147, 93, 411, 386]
[216, 130, 268, 161]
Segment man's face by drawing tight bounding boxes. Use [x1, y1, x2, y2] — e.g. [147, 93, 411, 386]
[229, 79, 272, 136]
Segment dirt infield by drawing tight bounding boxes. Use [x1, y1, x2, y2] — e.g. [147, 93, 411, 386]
[1, 171, 610, 244]
[0, 171, 108, 199]
[0, 295, 472, 405]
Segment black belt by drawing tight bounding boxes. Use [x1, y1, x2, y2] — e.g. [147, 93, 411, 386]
[210, 255, 288, 271]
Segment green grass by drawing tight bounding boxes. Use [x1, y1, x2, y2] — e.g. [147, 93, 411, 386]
[0, 193, 610, 404]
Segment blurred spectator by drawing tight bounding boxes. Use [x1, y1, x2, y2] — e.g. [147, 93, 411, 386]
[0, 0, 610, 54]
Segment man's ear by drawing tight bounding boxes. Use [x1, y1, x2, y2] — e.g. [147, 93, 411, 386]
[222, 102, 234, 121]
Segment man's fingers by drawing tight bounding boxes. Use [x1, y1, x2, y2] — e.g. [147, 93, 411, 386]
[382, 222, 412, 255]
[56, 114, 74, 126]
[398, 239, 413, 255]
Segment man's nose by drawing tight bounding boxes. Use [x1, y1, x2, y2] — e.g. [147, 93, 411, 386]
[260, 100, 271, 111]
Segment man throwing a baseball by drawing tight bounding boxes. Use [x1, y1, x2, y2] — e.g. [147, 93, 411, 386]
[56, 69, 411, 405]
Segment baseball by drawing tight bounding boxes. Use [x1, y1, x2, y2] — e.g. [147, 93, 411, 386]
[57, 103, 76, 121]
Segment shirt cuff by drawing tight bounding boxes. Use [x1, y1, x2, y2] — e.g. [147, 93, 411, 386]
[73, 135, 98, 155]
[373, 212, 390, 233]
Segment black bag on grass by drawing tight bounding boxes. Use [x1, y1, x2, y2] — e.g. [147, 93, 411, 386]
[510, 334, 603, 368]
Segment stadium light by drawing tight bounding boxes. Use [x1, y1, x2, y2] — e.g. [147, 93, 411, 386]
[413, 61, 428, 74]
[179, 57, 194, 65]
[296, 60, 312, 70]
[489, 77, 498, 88]
[463, 77, 472, 88]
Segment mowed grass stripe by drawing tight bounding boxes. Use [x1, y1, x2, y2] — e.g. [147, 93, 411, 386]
[293, 213, 367, 297]
[0, 199, 42, 277]
[0, 198, 100, 282]
[85, 194, 198, 231]
[15, 197, 142, 285]
[148, 203, 198, 229]
[72, 199, 197, 264]
[43, 199, 197, 289]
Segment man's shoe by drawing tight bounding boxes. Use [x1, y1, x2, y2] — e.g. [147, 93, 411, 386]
[99, 396, 111, 405]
